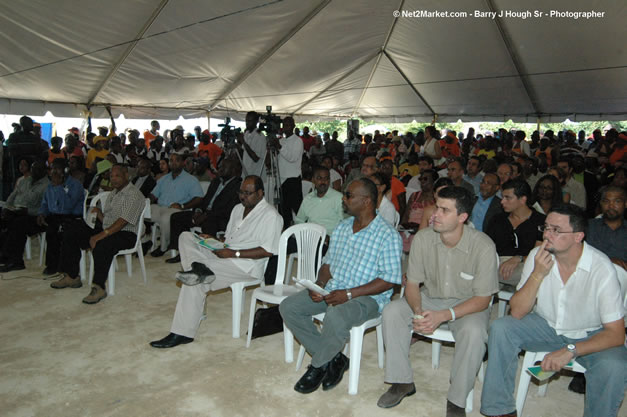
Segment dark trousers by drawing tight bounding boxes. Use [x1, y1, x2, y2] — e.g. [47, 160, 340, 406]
[2, 214, 44, 264]
[45, 214, 81, 269]
[168, 211, 227, 251]
[58, 219, 136, 289]
[280, 177, 303, 227]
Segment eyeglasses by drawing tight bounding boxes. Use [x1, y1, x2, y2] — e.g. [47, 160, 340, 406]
[344, 191, 367, 199]
[238, 190, 256, 197]
[538, 225, 577, 235]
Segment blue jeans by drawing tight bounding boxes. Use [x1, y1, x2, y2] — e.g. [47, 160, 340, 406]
[480, 313, 626, 417]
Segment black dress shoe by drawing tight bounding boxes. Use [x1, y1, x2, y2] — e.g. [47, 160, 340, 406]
[42, 267, 57, 275]
[0, 262, 26, 273]
[151, 248, 165, 257]
[149, 333, 194, 349]
[165, 254, 181, 264]
[294, 364, 328, 394]
[322, 352, 349, 391]
[568, 373, 586, 394]
[175, 262, 216, 286]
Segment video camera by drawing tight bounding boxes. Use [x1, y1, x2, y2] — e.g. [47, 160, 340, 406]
[218, 117, 241, 147]
[258, 106, 283, 140]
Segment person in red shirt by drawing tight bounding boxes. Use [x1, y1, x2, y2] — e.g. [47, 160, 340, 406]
[439, 131, 461, 159]
[196, 130, 222, 169]
[143, 120, 160, 149]
[300, 126, 315, 152]
[47, 136, 67, 166]
[380, 158, 406, 217]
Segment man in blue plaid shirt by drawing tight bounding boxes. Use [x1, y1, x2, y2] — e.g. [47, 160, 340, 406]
[280, 177, 402, 394]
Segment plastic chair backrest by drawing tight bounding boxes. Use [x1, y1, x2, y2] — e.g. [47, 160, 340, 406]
[393, 210, 400, 228]
[273, 223, 326, 286]
[614, 264, 627, 313]
[200, 181, 211, 195]
[85, 191, 110, 227]
[134, 199, 151, 248]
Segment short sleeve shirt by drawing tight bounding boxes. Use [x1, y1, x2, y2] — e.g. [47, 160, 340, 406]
[103, 183, 146, 234]
[485, 210, 545, 256]
[586, 218, 627, 262]
[151, 171, 204, 207]
[407, 225, 499, 300]
[517, 243, 624, 338]
[323, 215, 402, 312]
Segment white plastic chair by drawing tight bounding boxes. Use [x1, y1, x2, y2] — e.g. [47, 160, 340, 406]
[199, 181, 211, 194]
[229, 261, 269, 339]
[87, 199, 150, 295]
[245, 224, 327, 361]
[79, 192, 111, 282]
[514, 265, 627, 416]
[497, 289, 514, 318]
[295, 312, 384, 395]
[24, 233, 45, 266]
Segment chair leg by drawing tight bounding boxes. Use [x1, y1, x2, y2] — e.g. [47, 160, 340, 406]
[432, 340, 442, 369]
[231, 284, 246, 338]
[465, 388, 474, 413]
[108, 258, 116, 296]
[79, 251, 86, 282]
[137, 249, 147, 284]
[498, 299, 507, 318]
[88, 253, 95, 286]
[515, 352, 538, 416]
[125, 254, 132, 277]
[296, 345, 306, 371]
[246, 295, 257, 348]
[25, 236, 32, 260]
[39, 232, 46, 266]
[283, 325, 295, 363]
[348, 326, 365, 395]
[376, 323, 385, 369]
[286, 253, 296, 283]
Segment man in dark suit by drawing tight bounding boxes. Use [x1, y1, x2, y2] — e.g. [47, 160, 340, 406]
[132, 158, 157, 198]
[470, 172, 503, 232]
[165, 158, 242, 263]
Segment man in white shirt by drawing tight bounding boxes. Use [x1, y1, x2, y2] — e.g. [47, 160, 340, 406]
[557, 156, 587, 210]
[237, 111, 267, 178]
[269, 116, 303, 227]
[480, 204, 626, 417]
[149, 175, 283, 349]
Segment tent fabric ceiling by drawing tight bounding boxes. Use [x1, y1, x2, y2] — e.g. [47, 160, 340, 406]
[0, 0, 625, 122]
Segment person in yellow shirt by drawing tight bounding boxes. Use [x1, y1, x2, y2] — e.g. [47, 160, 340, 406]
[86, 136, 110, 170]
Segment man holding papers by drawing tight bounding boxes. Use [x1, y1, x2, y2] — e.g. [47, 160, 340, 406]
[480, 204, 626, 417]
[149, 175, 282, 349]
[280, 178, 402, 394]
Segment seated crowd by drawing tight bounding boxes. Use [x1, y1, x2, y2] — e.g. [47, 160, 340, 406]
[1, 116, 626, 417]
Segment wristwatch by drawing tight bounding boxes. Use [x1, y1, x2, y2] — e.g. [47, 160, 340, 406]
[346, 289, 352, 300]
[235, 251, 241, 258]
[566, 343, 577, 358]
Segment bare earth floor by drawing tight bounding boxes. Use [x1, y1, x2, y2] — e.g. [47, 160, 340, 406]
[1, 249, 623, 417]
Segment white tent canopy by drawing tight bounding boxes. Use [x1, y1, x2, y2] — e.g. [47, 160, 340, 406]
[1, 0, 626, 122]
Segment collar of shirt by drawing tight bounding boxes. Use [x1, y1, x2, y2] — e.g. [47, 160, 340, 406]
[434, 224, 473, 254]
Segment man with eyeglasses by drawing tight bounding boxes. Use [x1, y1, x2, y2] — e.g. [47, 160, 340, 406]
[280, 178, 402, 394]
[480, 204, 626, 417]
[149, 175, 283, 348]
[485, 179, 545, 286]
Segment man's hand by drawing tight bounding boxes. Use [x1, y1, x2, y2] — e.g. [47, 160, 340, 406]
[36, 214, 47, 227]
[323, 290, 349, 306]
[541, 347, 574, 372]
[308, 290, 324, 303]
[169, 203, 183, 210]
[192, 211, 207, 226]
[214, 248, 235, 258]
[499, 257, 521, 280]
[89, 235, 101, 249]
[413, 310, 446, 334]
[236, 132, 245, 146]
[90, 207, 102, 217]
[532, 240, 554, 279]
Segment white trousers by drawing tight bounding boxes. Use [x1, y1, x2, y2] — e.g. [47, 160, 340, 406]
[170, 232, 258, 338]
[150, 204, 181, 251]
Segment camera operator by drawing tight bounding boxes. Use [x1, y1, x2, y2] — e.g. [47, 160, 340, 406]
[236, 111, 267, 178]
[267, 116, 303, 227]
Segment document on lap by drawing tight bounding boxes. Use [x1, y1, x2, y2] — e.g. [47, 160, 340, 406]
[295, 279, 330, 296]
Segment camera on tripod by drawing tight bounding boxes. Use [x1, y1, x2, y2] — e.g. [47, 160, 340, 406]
[218, 117, 241, 147]
[258, 105, 283, 138]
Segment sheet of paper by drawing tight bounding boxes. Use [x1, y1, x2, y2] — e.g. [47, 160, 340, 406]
[295, 279, 330, 296]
